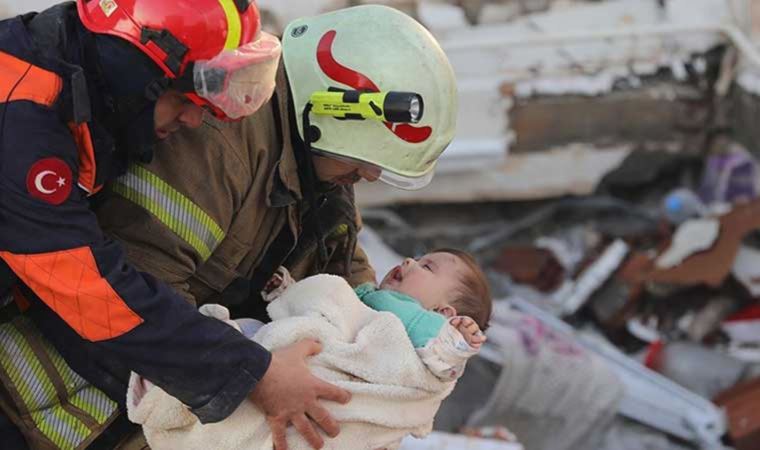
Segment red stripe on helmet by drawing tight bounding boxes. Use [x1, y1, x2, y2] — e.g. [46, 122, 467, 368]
[316, 30, 432, 144]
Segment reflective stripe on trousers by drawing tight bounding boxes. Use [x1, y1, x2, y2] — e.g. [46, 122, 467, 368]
[0, 315, 118, 449]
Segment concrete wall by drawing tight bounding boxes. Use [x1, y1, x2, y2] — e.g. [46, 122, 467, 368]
[510, 82, 710, 153]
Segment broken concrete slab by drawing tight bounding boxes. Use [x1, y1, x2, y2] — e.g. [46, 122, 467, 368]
[356, 144, 631, 207]
[507, 298, 727, 447]
[510, 83, 709, 152]
[470, 303, 624, 450]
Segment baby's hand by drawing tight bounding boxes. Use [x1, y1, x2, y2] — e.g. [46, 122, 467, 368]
[261, 267, 295, 302]
[263, 273, 284, 294]
[450, 316, 486, 349]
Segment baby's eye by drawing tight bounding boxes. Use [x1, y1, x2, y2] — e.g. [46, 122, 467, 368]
[423, 264, 432, 271]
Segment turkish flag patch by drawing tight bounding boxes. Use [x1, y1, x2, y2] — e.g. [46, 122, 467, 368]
[26, 158, 73, 205]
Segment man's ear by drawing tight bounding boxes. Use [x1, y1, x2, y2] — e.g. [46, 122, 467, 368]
[438, 305, 458, 319]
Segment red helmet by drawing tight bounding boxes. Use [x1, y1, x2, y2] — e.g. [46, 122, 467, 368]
[77, 0, 281, 120]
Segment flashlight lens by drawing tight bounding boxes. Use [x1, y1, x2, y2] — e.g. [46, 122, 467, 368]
[409, 97, 421, 123]
[381, 92, 425, 123]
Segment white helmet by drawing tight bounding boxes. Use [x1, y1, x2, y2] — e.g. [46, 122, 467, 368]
[282, 5, 458, 190]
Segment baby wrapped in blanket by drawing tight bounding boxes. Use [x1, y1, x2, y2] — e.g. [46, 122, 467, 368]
[127, 249, 492, 450]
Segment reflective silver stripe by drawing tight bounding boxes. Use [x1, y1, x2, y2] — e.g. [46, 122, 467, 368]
[70, 387, 117, 425]
[0, 319, 91, 449]
[113, 164, 225, 261]
[37, 324, 117, 425]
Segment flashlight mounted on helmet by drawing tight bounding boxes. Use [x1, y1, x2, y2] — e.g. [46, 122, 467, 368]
[309, 89, 424, 123]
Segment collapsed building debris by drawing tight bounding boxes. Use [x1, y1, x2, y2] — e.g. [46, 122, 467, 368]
[363, 136, 760, 449]
[6, 1, 760, 449]
[355, 1, 760, 448]
[297, 1, 760, 448]
[642, 199, 760, 288]
[714, 377, 760, 450]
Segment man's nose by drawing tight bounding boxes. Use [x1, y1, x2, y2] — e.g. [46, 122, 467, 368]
[358, 166, 381, 182]
[179, 104, 205, 129]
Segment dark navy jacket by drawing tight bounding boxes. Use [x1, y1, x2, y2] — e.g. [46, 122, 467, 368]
[0, 5, 270, 423]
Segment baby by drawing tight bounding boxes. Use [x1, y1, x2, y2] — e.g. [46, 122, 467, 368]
[128, 249, 493, 450]
[266, 248, 492, 380]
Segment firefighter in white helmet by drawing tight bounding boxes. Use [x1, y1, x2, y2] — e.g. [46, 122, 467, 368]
[96, 5, 458, 449]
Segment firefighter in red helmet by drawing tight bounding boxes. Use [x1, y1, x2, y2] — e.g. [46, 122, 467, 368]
[0, 1, 345, 448]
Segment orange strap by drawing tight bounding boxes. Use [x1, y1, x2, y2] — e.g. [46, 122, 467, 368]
[0, 51, 62, 107]
[0, 248, 143, 342]
[68, 122, 102, 195]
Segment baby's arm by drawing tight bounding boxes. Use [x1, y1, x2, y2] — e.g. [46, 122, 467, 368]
[417, 317, 483, 381]
[451, 317, 486, 349]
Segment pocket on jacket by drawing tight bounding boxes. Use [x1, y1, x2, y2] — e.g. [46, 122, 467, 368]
[194, 233, 252, 294]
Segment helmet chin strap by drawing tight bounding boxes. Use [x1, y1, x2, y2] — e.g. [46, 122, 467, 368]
[300, 102, 329, 268]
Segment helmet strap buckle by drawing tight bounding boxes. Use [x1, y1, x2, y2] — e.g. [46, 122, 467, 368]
[140, 27, 189, 76]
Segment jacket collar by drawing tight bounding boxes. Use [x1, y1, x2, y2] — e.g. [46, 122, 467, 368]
[266, 62, 302, 208]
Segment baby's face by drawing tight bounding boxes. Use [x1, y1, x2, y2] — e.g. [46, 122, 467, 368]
[380, 252, 466, 311]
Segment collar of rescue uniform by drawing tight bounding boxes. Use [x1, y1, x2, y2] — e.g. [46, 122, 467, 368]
[24, 4, 158, 167]
[21, 5, 94, 125]
[264, 64, 345, 208]
[265, 62, 302, 208]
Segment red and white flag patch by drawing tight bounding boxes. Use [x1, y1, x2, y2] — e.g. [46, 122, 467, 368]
[26, 158, 73, 205]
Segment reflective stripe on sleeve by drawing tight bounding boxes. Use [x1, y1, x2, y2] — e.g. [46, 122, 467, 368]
[113, 164, 226, 261]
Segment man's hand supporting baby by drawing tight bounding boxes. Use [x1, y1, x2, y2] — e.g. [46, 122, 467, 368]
[250, 339, 351, 450]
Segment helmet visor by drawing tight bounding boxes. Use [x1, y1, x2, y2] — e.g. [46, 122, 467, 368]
[312, 148, 436, 190]
[193, 32, 282, 120]
[378, 167, 435, 190]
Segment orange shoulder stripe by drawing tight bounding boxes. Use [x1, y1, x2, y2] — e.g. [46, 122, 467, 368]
[68, 122, 102, 195]
[0, 248, 144, 342]
[0, 51, 62, 107]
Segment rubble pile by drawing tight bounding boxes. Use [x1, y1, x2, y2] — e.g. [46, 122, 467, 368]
[366, 140, 760, 450]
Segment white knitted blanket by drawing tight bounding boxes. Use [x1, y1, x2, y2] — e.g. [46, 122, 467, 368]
[127, 274, 454, 450]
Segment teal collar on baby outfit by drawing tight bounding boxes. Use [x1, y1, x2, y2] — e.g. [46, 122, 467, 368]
[354, 283, 446, 348]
